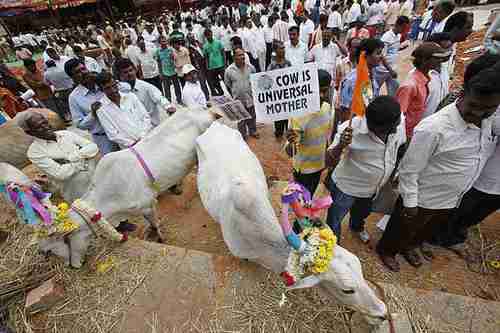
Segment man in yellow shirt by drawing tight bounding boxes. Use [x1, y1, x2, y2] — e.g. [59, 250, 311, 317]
[286, 69, 333, 197]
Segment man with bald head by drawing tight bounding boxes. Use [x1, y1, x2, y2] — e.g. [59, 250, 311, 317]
[20, 112, 99, 203]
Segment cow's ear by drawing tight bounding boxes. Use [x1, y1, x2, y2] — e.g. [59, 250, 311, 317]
[287, 275, 321, 290]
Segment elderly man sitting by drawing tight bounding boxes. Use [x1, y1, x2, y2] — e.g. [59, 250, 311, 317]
[19, 112, 98, 203]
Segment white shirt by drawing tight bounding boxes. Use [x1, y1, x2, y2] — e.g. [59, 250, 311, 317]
[221, 26, 234, 51]
[44, 63, 74, 91]
[327, 11, 342, 29]
[367, 2, 384, 25]
[473, 111, 500, 195]
[182, 81, 207, 109]
[64, 45, 74, 57]
[119, 79, 171, 127]
[96, 35, 111, 49]
[310, 42, 341, 82]
[96, 92, 153, 149]
[300, 19, 315, 45]
[83, 56, 102, 73]
[273, 20, 290, 43]
[348, 3, 362, 23]
[423, 69, 448, 119]
[285, 40, 308, 67]
[27, 130, 98, 202]
[399, 103, 498, 209]
[399, 0, 414, 17]
[124, 45, 141, 66]
[142, 29, 159, 46]
[380, 29, 401, 68]
[331, 115, 407, 198]
[130, 47, 159, 79]
[263, 25, 274, 43]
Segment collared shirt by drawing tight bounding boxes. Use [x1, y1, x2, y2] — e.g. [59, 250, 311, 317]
[289, 102, 333, 174]
[173, 46, 191, 77]
[263, 25, 274, 44]
[399, 103, 498, 209]
[367, 2, 384, 25]
[380, 29, 400, 69]
[157, 47, 176, 77]
[331, 114, 406, 198]
[125, 45, 141, 66]
[339, 68, 380, 109]
[273, 20, 289, 43]
[385, 1, 400, 25]
[131, 47, 159, 79]
[285, 40, 309, 67]
[473, 111, 500, 195]
[300, 19, 315, 45]
[27, 130, 98, 202]
[68, 84, 105, 135]
[182, 81, 207, 109]
[119, 79, 171, 127]
[224, 62, 256, 108]
[44, 60, 74, 91]
[348, 3, 361, 23]
[396, 69, 430, 137]
[142, 30, 159, 46]
[328, 11, 342, 28]
[423, 69, 448, 119]
[96, 92, 152, 149]
[203, 39, 225, 70]
[310, 42, 341, 83]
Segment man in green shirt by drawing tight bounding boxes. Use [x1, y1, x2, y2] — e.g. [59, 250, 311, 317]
[203, 29, 225, 96]
[157, 35, 182, 104]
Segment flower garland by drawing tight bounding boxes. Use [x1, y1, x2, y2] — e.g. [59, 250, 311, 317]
[279, 182, 336, 287]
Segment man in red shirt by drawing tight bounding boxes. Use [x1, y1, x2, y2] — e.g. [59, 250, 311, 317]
[396, 42, 450, 138]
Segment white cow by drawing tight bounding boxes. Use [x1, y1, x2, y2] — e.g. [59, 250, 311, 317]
[196, 122, 388, 326]
[0, 162, 93, 266]
[61, 108, 218, 267]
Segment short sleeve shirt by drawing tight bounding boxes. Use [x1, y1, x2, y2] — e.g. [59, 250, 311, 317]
[203, 39, 225, 70]
[157, 47, 176, 77]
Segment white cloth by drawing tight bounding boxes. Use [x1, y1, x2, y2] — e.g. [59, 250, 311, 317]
[124, 45, 141, 66]
[331, 115, 407, 198]
[96, 35, 111, 49]
[399, 0, 414, 17]
[310, 42, 341, 82]
[182, 81, 207, 109]
[285, 41, 308, 67]
[300, 19, 315, 45]
[142, 30, 160, 46]
[130, 47, 159, 79]
[473, 111, 500, 195]
[399, 103, 498, 209]
[380, 29, 401, 69]
[83, 56, 102, 73]
[119, 79, 171, 127]
[27, 130, 98, 202]
[263, 25, 274, 43]
[273, 20, 290, 43]
[96, 92, 152, 148]
[64, 45, 75, 57]
[221, 26, 234, 51]
[367, 2, 384, 25]
[348, 3, 362, 24]
[423, 69, 448, 118]
[327, 11, 342, 29]
[44, 58, 74, 91]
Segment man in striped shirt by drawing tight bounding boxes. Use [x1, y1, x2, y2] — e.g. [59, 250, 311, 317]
[285, 69, 333, 197]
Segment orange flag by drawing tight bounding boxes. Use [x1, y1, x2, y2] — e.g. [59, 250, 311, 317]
[350, 51, 373, 119]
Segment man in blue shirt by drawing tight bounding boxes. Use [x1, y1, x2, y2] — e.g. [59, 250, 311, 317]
[65, 58, 117, 155]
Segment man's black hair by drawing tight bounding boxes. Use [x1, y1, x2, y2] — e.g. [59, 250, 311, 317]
[115, 58, 135, 74]
[64, 57, 83, 77]
[366, 96, 401, 128]
[354, 38, 384, 62]
[427, 32, 452, 43]
[95, 70, 114, 88]
[464, 65, 500, 97]
[395, 15, 410, 26]
[464, 53, 500, 83]
[288, 25, 299, 33]
[443, 11, 470, 32]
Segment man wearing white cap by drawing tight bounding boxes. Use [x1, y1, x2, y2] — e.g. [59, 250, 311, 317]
[181, 64, 207, 109]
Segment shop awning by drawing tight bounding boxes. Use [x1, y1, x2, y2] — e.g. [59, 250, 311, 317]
[0, 0, 97, 11]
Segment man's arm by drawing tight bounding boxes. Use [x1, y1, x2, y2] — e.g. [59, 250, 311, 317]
[325, 122, 353, 168]
[27, 142, 80, 181]
[398, 128, 439, 214]
[223, 68, 232, 96]
[64, 131, 99, 160]
[68, 95, 96, 131]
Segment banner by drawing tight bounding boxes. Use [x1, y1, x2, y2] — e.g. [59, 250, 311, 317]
[251, 63, 320, 123]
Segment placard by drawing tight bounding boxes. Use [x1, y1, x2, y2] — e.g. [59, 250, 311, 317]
[251, 63, 320, 123]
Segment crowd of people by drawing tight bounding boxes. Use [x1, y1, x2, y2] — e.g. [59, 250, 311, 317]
[1, 0, 500, 273]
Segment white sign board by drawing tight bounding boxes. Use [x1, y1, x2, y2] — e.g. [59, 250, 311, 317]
[251, 63, 320, 123]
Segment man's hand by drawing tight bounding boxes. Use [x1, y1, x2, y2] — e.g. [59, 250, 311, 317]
[402, 206, 418, 219]
[286, 130, 300, 145]
[91, 101, 102, 117]
[166, 105, 176, 114]
[339, 127, 353, 148]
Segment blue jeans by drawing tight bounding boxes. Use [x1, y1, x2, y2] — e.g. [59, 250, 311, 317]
[326, 182, 373, 240]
